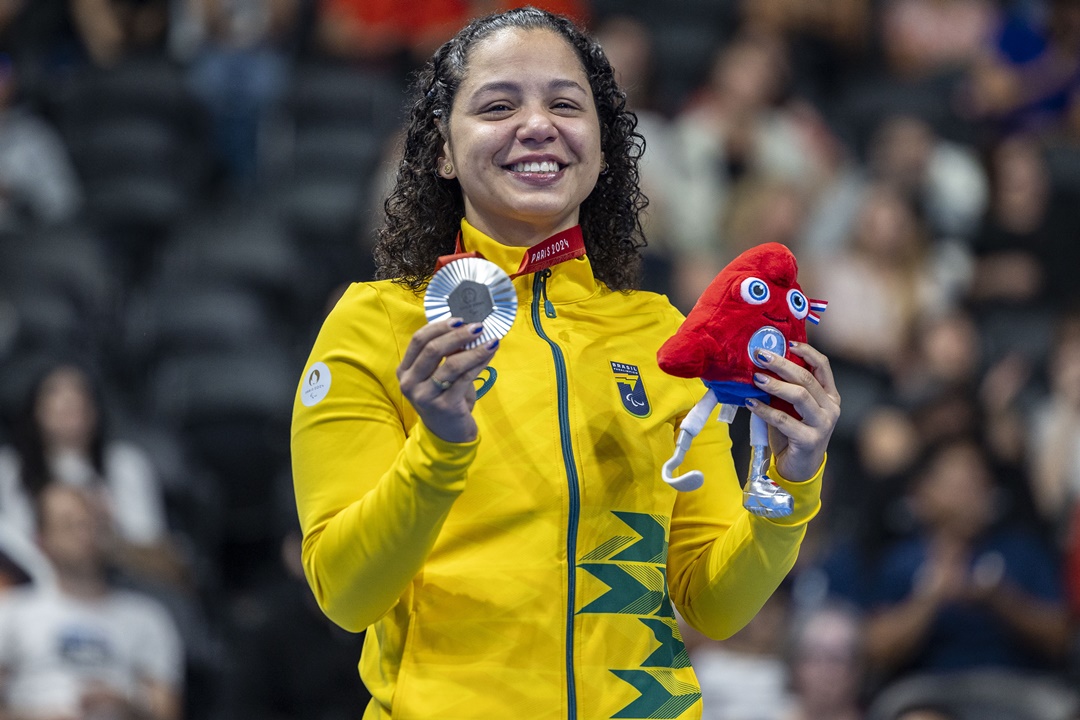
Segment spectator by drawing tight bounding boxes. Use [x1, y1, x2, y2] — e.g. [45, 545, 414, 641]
[0, 362, 183, 588]
[738, 0, 871, 110]
[0, 483, 183, 720]
[968, 134, 1080, 312]
[807, 183, 941, 373]
[665, 28, 829, 307]
[862, 436, 1069, 680]
[893, 310, 982, 410]
[964, 0, 1080, 135]
[802, 114, 982, 309]
[1028, 319, 1080, 537]
[808, 405, 921, 608]
[181, 0, 300, 188]
[892, 310, 1039, 489]
[782, 601, 866, 720]
[72, 0, 169, 65]
[865, 113, 987, 244]
[1, 0, 167, 82]
[879, 0, 998, 81]
[0, 53, 82, 232]
[796, 126, 867, 267]
[722, 176, 807, 259]
[686, 590, 796, 720]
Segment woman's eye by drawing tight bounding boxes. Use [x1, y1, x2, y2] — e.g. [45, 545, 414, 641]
[787, 289, 809, 319]
[740, 277, 770, 305]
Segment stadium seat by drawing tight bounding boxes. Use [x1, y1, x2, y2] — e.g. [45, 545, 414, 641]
[866, 670, 1080, 720]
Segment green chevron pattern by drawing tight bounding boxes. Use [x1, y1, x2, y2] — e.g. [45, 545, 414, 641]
[609, 670, 701, 719]
[578, 512, 697, 718]
[611, 512, 668, 563]
[579, 562, 665, 616]
[639, 618, 691, 668]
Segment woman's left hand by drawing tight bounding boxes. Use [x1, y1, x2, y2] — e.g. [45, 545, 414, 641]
[747, 342, 841, 482]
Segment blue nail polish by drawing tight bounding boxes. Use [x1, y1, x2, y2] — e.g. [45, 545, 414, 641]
[487, 339, 499, 350]
[753, 373, 768, 385]
[471, 325, 484, 334]
[746, 398, 758, 408]
[451, 319, 465, 328]
[757, 350, 772, 363]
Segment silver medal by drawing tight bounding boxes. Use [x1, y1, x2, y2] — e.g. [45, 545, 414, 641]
[424, 257, 518, 347]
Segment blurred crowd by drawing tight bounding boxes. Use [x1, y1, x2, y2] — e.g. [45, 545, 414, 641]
[0, 0, 1079, 718]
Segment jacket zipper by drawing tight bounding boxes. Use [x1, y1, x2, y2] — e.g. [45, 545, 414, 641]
[532, 269, 579, 720]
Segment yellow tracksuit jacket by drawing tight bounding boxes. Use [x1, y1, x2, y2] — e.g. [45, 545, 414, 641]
[291, 219, 824, 720]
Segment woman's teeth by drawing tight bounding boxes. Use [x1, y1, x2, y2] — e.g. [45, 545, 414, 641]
[509, 161, 560, 173]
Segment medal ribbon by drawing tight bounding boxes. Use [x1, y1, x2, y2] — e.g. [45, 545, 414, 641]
[434, 225, 586, 278]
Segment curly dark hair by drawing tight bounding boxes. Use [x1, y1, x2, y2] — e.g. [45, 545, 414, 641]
[374, 6, 648, 292]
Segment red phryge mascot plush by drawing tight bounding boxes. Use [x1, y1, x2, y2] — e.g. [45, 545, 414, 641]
[657, 242, 826, 517]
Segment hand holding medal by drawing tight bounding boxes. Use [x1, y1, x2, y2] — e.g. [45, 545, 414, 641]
[395, 256, 517, 444]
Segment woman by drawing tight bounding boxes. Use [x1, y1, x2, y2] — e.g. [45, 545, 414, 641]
[0, 363, 167, 547]
[291, 8, 840, 718]
[0, 361, 185, 587]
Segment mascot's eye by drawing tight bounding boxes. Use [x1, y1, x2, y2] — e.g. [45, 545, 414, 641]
[787, 289, 809, 319]
[740, 277, 770, 305]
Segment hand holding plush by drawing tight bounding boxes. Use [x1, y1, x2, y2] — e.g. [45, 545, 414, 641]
[659, 242, 824, 414]
[657, 243, 829, 516]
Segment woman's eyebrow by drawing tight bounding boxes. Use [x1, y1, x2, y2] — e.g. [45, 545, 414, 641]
[472, 80, 520, 96]
[470, 78, 588, 96]
[548, 79, 588, 95]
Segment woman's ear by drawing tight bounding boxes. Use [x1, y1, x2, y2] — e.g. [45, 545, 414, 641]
[438, 141, 456, 179]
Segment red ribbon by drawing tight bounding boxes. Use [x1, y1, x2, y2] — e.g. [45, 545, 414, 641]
[434, 226, 586, 278]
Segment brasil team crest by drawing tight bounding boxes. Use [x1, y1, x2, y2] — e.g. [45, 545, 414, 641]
[611, 361, 651, 418]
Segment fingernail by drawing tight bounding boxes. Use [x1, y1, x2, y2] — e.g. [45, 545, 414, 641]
[487, 339, 499, 350]
[757, 350, 773, 363]
[753, 373, 768, 385]
[450, 318, 465, 328]
[470, 323, 484, 334]
[788, 340, 798, 348]
[746, 398, 758, 408]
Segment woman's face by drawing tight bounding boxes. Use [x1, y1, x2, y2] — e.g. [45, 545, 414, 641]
[854, 186, 915, 260]
[915, 443, 995, 540]
[34, 366, 98, 450]
[441, 27, 603, 247]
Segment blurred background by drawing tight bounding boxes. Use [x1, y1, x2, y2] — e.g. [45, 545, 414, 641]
[1, 0, 1080, 718]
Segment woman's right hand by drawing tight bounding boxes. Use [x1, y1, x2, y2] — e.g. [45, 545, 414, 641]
[397, 318, 500, 443]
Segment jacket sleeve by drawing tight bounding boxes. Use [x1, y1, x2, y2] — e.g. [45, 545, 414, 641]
[665, 382, 824, 640]
[291, 283, 475, 632]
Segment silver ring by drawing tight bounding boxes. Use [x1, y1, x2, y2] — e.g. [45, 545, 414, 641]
[431, 375, 453, 392]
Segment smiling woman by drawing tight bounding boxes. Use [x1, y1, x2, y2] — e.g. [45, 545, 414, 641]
[290, 7, 839, 720]
[437, 33, 603, 246]
[374, 7, 647, 292]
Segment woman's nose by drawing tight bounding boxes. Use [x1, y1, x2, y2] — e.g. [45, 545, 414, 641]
[517, 104, 557, 143]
